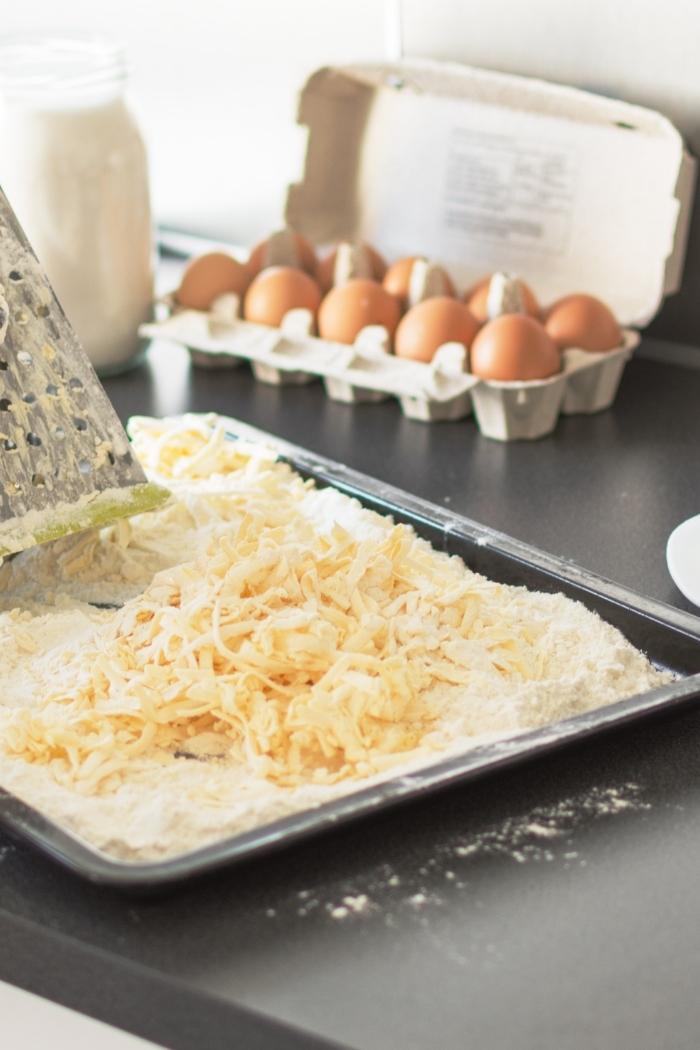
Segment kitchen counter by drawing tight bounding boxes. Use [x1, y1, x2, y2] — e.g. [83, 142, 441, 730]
[1, 338, 699, 1050]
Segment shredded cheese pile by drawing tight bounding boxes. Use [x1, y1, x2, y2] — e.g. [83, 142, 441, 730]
[0, 416, 549, 795]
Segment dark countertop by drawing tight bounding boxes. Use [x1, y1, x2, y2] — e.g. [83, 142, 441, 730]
[1, 340, 700, 1050]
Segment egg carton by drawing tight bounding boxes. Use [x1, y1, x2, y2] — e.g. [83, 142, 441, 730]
[141, 295, 639, 440]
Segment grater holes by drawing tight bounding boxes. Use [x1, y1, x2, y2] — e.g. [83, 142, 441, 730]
[8, 271, 22, 282]
[68, 377, 83, 390]
[54, 426, 66, 440]
[36, 304, 50, 318]
[46, 383, 58, 396]
[0, 361, 7, 371]
[26, 432, 42, 447]
[17, 350, 32, 364]
[78, 459, 92, 474]
[107, 451, 116, 465]
[31, 473, 46, 487]
[22, 393, 36, 404]
[73, 417, 88, 431]
[0, 398, 11, 411]
[15, 311, 28, 327]
[3, 439, 17, 451]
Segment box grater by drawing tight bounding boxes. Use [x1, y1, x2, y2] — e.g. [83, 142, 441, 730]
[0, 185, 168, 557]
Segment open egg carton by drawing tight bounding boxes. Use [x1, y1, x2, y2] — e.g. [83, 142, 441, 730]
[145, 59, 694, 440]
[142, 292, 639, 441]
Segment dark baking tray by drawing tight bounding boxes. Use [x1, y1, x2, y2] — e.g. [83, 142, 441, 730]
[1, 418, 699, 890]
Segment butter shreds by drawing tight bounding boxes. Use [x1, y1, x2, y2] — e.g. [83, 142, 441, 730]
[0, 414, 672, 860]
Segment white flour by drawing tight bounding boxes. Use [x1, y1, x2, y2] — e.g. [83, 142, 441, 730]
[299, 783, 652, 935]
[0, 415, 671, 862]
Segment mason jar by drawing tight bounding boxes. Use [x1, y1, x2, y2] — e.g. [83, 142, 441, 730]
[0, 36, 154, 375]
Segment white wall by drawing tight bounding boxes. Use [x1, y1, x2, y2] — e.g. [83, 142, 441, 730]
[402, 0, 700, 150]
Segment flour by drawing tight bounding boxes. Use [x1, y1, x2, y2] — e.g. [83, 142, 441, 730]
[0, 415, 671, 862]
[329, 894, 372, 920]
[309, 782, 652, 926]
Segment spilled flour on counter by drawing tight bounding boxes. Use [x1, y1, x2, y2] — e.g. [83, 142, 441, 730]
[0, 414, 671, 861]
[294, 782, 652, 926]
[269, 782, 652, 937]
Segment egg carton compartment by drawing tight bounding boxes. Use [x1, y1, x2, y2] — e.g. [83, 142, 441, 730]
[470, 373, 568, 441]
[141, 302, 638, 440]
[317, 328, 391, 403]
[561, 341, 636, 414]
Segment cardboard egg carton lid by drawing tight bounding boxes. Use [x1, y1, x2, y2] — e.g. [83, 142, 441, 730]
[286, 60, 696, 327]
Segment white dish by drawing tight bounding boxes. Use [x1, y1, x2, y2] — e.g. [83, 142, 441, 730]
[667, 514, 700, 607]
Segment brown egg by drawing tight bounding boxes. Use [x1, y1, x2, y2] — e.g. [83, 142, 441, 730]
[247, 228, 317, 277]
[544, 294, 622, 352]
[395, 297, 480, 363]
[383, 256, 456, 308]
[466, 275, 540, 323]
[243, 266, 321, 328]
[318, 279, 401, 344]
[316, 242, 387, 293]
[470, 315, 560, 381]
[176, 252, 250, 311]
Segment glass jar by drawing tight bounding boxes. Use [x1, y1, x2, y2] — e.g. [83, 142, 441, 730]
[0, 37, 154, 375]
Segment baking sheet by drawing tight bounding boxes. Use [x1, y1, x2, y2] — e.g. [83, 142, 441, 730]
[1, 418, 699, 890]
